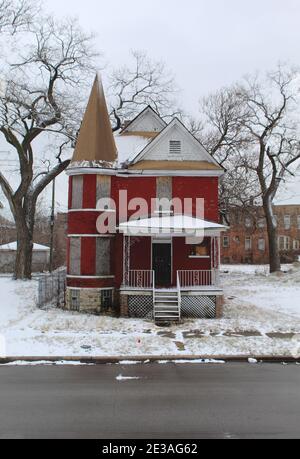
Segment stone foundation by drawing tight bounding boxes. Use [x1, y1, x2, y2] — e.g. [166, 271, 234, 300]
[65, 288, 116, 316]
[120, 294, 129, 317]
[65, 289, 225, 320]
[216, 295, 224, 319]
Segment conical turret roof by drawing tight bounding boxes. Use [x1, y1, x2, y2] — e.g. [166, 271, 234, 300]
[71, 74, 117, 165]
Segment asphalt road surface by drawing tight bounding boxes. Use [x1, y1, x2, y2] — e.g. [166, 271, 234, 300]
[0, 363, 299, 439]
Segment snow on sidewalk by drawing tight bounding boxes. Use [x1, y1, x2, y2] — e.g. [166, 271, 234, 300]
[0, 265, 300, 358]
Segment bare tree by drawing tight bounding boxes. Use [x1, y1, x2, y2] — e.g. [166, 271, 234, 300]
[196, 86, 259, 224]
[199, 86, 251, 165]
[0, 16, 98, 279]
[236, 66, 300, 272]
[108, 50, 181, 131]
[0, 0, 39, 34]
[199, 66, 300, 272]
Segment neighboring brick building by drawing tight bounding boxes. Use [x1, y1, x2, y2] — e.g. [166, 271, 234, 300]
[0, 215, 16, 245]
[221, 205, 300, 264]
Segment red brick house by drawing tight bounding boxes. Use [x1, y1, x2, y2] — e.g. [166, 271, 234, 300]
[221, 205, 300, 264]
[65, 76, 228, 321]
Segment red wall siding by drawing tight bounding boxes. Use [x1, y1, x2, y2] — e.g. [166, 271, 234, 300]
[172, 237, 212, 285]
[130, 237, 152, 271]
[172, 177, 219, 222]
[111, 176, 157, 222]
[67, 278, 113, 289]
[68, 177, 73, 210]
[83, 175, 97, 209]
[114, 234, 124, 287]
[68, 211, 103, 235]
[67, 173, 219, 290]
[66, 238, 70, 273]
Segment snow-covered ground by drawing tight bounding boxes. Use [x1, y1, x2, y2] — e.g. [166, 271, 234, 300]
[0, 264, 300, 359]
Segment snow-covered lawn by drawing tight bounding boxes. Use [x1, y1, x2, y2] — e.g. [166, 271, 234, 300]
[0, 264, 300, 358]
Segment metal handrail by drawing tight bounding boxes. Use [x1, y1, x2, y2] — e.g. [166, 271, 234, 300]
[178, 270, 215, 288]
[153, 270, 156, 309]
[125, 270, 154, 289]
[177, 271, 182, 320]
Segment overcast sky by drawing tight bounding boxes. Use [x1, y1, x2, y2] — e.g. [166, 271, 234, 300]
[1, 0, 300, 216]
[48, 0, 300, 115]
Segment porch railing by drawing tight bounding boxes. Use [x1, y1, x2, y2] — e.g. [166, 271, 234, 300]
[124, 270, 155, 289]
[178, 270, 217, 288]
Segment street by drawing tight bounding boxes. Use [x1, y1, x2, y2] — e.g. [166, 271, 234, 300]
[0, 363, 299, 439]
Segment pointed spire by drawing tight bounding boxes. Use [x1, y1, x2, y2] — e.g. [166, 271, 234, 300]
[71, 74, 117, 165]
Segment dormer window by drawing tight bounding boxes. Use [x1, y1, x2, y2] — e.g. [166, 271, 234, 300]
[169, 140, 181, 155]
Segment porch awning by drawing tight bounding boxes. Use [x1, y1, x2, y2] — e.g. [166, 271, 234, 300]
[118, 215, 228, 237]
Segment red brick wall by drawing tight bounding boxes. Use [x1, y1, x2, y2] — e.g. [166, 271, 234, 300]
[221, 205, 300, 264]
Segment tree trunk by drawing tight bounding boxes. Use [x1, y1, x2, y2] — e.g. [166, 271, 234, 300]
[14, 206, 35, 280]
[263, 197, 281, 273]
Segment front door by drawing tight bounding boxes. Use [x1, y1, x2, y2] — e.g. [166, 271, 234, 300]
[153, 244, 172, 287]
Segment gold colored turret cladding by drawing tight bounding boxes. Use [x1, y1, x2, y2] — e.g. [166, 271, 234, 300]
[71, 74, 117, 165]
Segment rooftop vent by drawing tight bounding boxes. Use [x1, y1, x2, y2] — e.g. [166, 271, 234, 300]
[169, 140, 181, 155]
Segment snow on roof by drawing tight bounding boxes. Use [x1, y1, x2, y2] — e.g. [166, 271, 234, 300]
[0, 242, 50, 251]
[114, 133, 152, 165]
[119, 215, 228, 235]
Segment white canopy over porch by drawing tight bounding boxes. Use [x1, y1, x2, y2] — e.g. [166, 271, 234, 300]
[118, 215, 228, 290]
[118, 215, 228, 237]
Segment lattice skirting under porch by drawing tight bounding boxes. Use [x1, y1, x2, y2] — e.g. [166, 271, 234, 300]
[127, 295, 217, 319]
[128, 295, 154, 319]
[181, 296, 216, 319]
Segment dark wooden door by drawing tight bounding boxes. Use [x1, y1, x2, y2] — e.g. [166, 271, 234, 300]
[153, 244, 172, 287]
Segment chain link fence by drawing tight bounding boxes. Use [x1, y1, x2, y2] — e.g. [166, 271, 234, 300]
[37, 269, 66, 309]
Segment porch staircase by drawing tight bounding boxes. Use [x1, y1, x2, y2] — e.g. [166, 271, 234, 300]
[153, 290, 181, 323]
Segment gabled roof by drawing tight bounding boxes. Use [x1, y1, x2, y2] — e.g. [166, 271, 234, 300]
[71, 74, 117, 165]
[129, 118, 223, 170]
[121, 106, 167, 135]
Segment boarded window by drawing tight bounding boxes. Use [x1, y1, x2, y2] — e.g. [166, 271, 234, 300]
[69, 238, 81, 275]
[169, 140, 181, 155]
[101, 290, 113, 310]
[71, 176, 83, 209]
[96, 176, 111, 204]
[156, 177, 172, 214]
[190, 239, 210, 257]
[96, 238, 111, 276]
[70, 290, 80, 312]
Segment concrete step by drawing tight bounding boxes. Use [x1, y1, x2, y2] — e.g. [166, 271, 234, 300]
[155, 295, 178, 299]
[154, 300, 178, 306]
[154, 304, 179, 311]
[155, 309, 179, 314]
[155, 317, 180, 322]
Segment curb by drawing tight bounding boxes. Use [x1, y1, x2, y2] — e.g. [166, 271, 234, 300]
[0, 355, 300, 365]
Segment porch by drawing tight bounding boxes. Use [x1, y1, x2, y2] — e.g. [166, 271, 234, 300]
[123, 269, 221, 291]
[118, 215, 227, 322]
